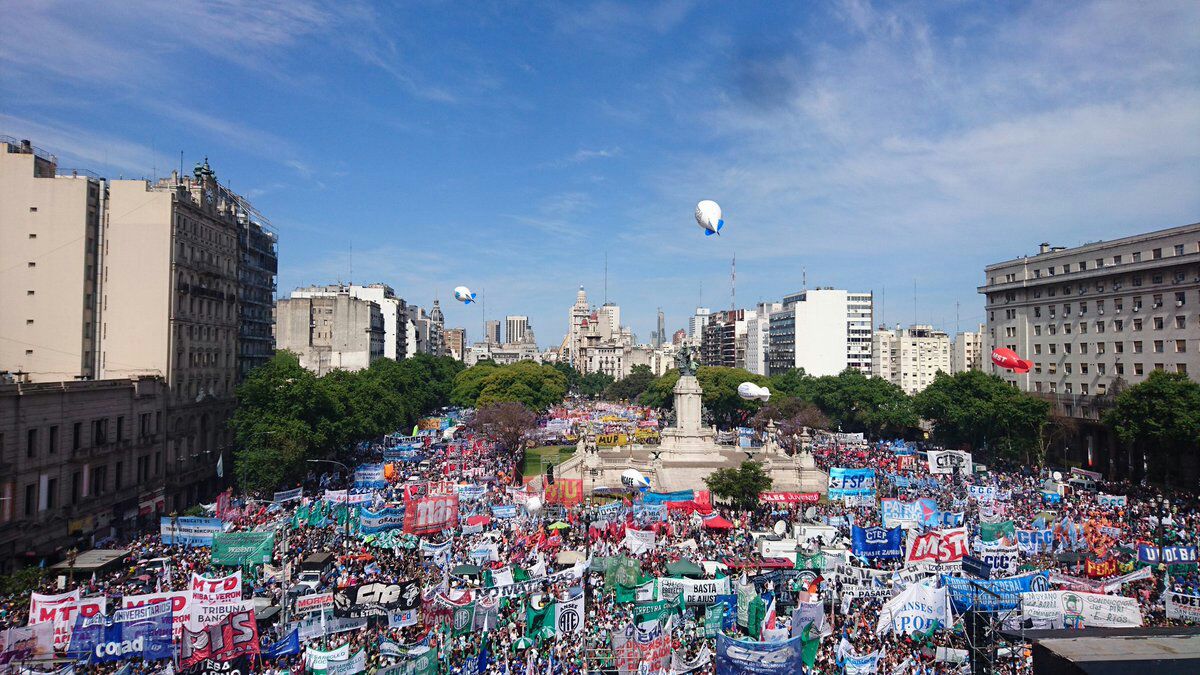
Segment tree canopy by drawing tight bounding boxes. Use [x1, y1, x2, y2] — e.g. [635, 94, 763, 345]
[231, 352, 463, 494]
[913, 370, 1050, 462]
[577, 371, 615, 398]
[452, 361, 568, 412]
[468, 402, 538, 454]
[703, 461, 773, 510]
[1103, 371, 1200, 484]
[641, 366, 770, 427]
[605, 364, 657, 402]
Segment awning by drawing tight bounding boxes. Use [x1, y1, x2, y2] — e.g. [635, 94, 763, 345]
[666, 559, 705, 578]
[703, 516, 734, 530]
[50, 549, 131, 574]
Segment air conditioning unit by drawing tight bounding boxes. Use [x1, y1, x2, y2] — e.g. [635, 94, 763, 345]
[1133, 307, 1140, 312]
[1098, 309, 1105, 315]
[1079, 311, 1085, 317]
[1153, 303, 1162, 309]
[1178, 301, 1185, 307]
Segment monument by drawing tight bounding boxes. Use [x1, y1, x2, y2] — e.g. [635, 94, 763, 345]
[553, 346, 828, 496]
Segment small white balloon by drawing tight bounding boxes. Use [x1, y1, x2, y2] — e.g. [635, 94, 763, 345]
[453, 286, 477, 304]
[694, 200, 724, 236]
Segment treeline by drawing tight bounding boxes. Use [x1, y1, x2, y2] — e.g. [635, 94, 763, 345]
[231, 352, 463, 493]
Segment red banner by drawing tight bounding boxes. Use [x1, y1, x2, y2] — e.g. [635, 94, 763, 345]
[905, 528, 969, 564]
[759, 492, 821, 504]
[1086, 557, 1119, 579]
[403, 482, 460, 535]
[178, 604, 259, 668]
[523, 477, 584, 506]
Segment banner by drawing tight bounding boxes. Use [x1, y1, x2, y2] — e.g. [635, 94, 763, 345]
[1165, 591, 1200, 623]
[123, 591, 191, 640]
[613, 625, 672, 675]
[472, 563, 588, 601]
[905, 528, 968, 566]
[328, 648, 368, 675]
[980, 546, 1020, 577]
[880, 498, 937, 529]
[657, 577, 731, 606]
[555, 595, 585, 635]
[1021, 591, 1143, 629]
[211, 532, 274, 567]
[273, 487, 303, 503]
[967, 485, 996, 503]
[944, 572, 1050, 612]
[189, 571, 243, 629]
[543, 479, 584, 507]
[1138, 544, 1198, 566]
[844, 651, 880, 675]
[1097, 494, 1127, 509]
[354, 464, 387, 489]
[305, 643, 350, 673]
[927, 450, 972, 475]
[360, 506, 407, 535]
[403, 483, 459, 535]
[295, 593, 334, 615]
[179, 604, 259, 668]
[643, 490, 694, 505]
[68, 601, 172, 663]
[759, 492, 820, 504]
[980, 521, 1015, 544]
[1016, 529, 1054, 555]
[1049, 567, 1153, 594]
[1086, 557, 1119, 579]
[851, 526, 903, 560]
[160, 517, 224, 547]
[715, 632, 805, 675]
[828, 468, 875, 499]
[28, 590, 106, 652]
[491, 505, 518, 519]
[334, 581, 421, 619]
[624, 528, 657, 554]
[875, 583, 948, 635]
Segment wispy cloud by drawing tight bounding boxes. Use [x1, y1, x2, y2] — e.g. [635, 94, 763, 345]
[0, 113, 166, 177]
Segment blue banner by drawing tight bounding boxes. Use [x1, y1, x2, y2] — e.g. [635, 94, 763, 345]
[642, 490, 694, 505]
[354, 463, 387, 489]
[265, 629, 301, 659]
[1139, 544, 1199, 565]
[714, 595, 738, 632]
[491, 505, 518, 519]
[1041, 491, 1062, 504]
[633, 503, 667, 521]
[359, 506, 406, 534]
[69, 602, 172, 662]
[851, 526, 903, 559]
[935, 511, 965, 528]
[828, 468, 876, 499]
[880, 498, 937, 528]
[1016, 529, 1054, 555]
[160, 516, 224, 547]
[716, 632, 805, 675]
[942, 572, 1050, 612]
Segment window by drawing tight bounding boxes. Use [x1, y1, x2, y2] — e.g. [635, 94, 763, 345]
[1062, 265, 1070, 274]
[1049, 325, 1057, 335]
[116, 416, 124, 442]
[1153, 294, 1163, 308]
[1179, 364, 1189, 375]
[1135, 363, 1144, 376]
[1034, 307, 1041, 318]
[1155, 363, 1165, 371]
[46, 478, 56, 510]
[1115, 341, 1124, 353]
[1065, 383, 1073, 394]
[91, 465, 107, 495]
[1065, 363, 1074, 374]
[1064, 323, 1072, 335]
[1133, 341, 1143, 353]
[1097, 342, 1106, 354]
[24, 485, 35, 517]
[1114, 254, 1123, 264]
[1116, 363, 1125, 375]
[48, 426, 57, 454]
[1098, 363, 1107, 375]
[1065, 344, 1073, 354]
[1034, 382, 1043, 392]
[1050, 344, 1058, 355]
[1115, 299, 1124, 312]
[1049, 306, 1057, 318]
[1079, 261, 1087, 271]
[73, 422, 82, 450]
[1133, 275, 1143, 287]
[1176, 292, 1186, 307]
[1152, 248, 1162, 259]
[115, 461, 123, 491]
[71, 472, 81, 504]
[1080, 322, 1088, 334]
[1175, 244, 1185, 256]
[1096, 321, 1105, 333]
[1048, 363, 1058, 375]
[1154, 317, 1164, 330]
[1096, 258, 1104, 268]
[1049, 382, 1058, 393]
[1034, 344, 1042, 355]
[1177, 316, 1187, 329]
[1034, 325, 1042, 336]
[1080, 383, 1089, 395]
[1080, 343, 1089, 354]
[1152, 274, 1163, 284]
[26, 429, 37, 458]
[93, 419, 108, 445]
[1133, 252, 1142, 262]
[1115, 319, 1124, 331]
[1034, 269, 1041, 278]
[1064, 303, 1071, 314]
[1133, 319, 1143, 331]
[1176, 340, 1186, 353]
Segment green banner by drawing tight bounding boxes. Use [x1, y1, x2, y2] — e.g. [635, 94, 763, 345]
[379, 647, 439, 675]
[211, 531, 274, 566]
[605, 556, 642, 589]
[704, 604, 724, 637]
[980, 520, 1015, 543]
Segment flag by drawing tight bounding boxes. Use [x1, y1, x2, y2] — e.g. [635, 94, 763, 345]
[799, 621, 821, 669]
[216, 453, 224, 478]
[525, 597, 555, 634]
[762, 592, 777, 631]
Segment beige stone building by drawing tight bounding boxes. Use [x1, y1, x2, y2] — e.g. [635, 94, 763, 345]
[444, 328, 465, 361]
[871, 324, 952, 394]
[275, 292, 385, 375]
[979, 223, 1200, 477]
[951, 324, 985, 374]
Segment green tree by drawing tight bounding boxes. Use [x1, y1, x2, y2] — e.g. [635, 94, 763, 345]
[552, 362, 582, 392]
[806, 369, 917, 437]
[640, 366, 769, 428]
[476, 361, 569, 412]
[451, 362, 500, 407]
[1103, 371, 1200, 485]
[914, 370, 1051, 463]
[605, 364, 657, 401]
[767, 368, 815, 401]
[704, 461, 773, 510]
[469, 402, 538, 453]
[577, 371, 615, 398]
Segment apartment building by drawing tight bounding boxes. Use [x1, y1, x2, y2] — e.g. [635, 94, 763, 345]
[292, 283, 410, 361]
[871, 324, 952, 394]
[767, 288, 874, 377]
[951, 324, 985, 374]
[444, 328, 466, 361]
[275, 292, 385, 375]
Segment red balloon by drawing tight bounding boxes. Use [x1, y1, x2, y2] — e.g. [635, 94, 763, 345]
[991, 347, 1033, 374]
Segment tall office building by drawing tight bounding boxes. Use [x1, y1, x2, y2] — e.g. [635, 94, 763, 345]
[871, 324, 952, 394]
[951, 324, 986, 374]
[485, 320, 501, 346]
[744, 302, 782, 375]
[767, 288, 874, 376]
[506, 316, 531, 345]
[655, 309, 666, 349]
[688, 308, 711, 340]
[444, 328, 466, 361]
[979, 224, 1200, 476]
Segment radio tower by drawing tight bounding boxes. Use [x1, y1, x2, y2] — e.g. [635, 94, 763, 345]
[730, 253, 736, 311]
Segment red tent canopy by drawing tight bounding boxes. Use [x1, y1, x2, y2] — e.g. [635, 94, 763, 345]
[703, 515, 734, 530]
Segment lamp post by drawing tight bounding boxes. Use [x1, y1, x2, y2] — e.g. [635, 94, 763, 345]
[307, 459, 353, 538]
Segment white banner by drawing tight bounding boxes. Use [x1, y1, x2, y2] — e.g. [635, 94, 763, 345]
[876, 582, 948, 635]
[1097, 494, 1127, 509]
[28, 590, 106, 652]
[295, 592, 334, 615]
[1021, 591, 1142, 629]
[967, 485, 996, 503]
[555, 595, 585, 635]
[122, 591, 192, 639]
[188, 571, 243, 629]
[979, 546, 1020, 577]
[624, 528, 657, 554]
[1165, 591, 1200, 623]
[657, 577, 731, 605]
[927, 450, 972, 475]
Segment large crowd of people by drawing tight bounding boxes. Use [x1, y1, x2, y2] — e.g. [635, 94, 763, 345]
[1, 404, 1197, 675]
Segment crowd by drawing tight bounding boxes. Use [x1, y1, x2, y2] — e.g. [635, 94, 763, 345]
[0, 406, 1196, 675]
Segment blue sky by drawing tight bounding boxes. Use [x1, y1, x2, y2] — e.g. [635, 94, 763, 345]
[4, 1, 1198, 348]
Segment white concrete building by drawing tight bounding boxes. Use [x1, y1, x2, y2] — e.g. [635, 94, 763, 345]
[767, 288, 874, 377]
[744, 302, 782, 375]
[292, 283, 409, 360]
[688, 308, 711, 340]
[871, 324, 952, 394]
[951, 324, 986, 374]
[505, 316, 530, 345]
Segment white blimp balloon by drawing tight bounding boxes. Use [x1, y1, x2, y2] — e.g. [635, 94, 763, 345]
[453, 286, 477, 304]
[695, 200, 724, 236]
[621, 468, 651, 489]
[737, 382, 771, 401]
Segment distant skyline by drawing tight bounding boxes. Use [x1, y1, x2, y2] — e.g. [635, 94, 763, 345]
[3, 1, 1198, 348]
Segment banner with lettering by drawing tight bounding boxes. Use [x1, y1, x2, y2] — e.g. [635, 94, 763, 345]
[403, 483, 459, 535]
[967, 485, 997, 503]
[178, 603, 260, 669]
[979, 546, 1020, 577]
[1138, 544, 1198, 566]
[1165, 591, 1200, 623]
[360, 506, 407, 535]
[642, 491, 694, 505]
[880, 498, 938, 528]
[189, 572, 243, 629]
[354, 464, 387, 489]
[851, 526, 903, 560]
[1086, 557, 1119, 579]
[1021, 591, 1142, 629]
[1096, 494, 1127, 509]
[943, 572, 1050, 612]
[211, 532, 274, 567]
[1016, 529, 1054, 555]
[612, 625, 672, 675]
[67, 601, 172, 663]
[828, 468, 875, 499]
[160, 517, 224, 547]
[28, 590, 106, 652]
[657, 577, 731, 606]
[273, 487, 303, 503]
[123, 591, 191, 639]
[875, 582, 948, 635]
[905, 528, 968, 567]
[715, 632, 805, 675]
[927, 450, 972, 475]
[759, 492, 820, 504]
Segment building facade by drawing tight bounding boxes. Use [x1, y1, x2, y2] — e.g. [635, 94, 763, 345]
[871, 324, 952, 394]
[767, 289, 874, 377]
[293, 283, 409, 361]
[979, 224, 1200, 477]
[485, 320, 501, 346]
[744, 302, 782, 375]
[506, 316, 530, 345]
[444, 328, 465, 361]
[700, 309, 747, 368]
[951, 324, 985, 374]
[275, 293, 384, 375]
[236, 219, 277, 380]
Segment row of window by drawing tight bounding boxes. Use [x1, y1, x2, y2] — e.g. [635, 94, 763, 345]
[1027, 360, 1187, 378]
[997, 314, 1192, 339]
[1033, 339, 1187, 356]
[11, 453, 159, 520]
[1030, 363, 1189, 394]
[994, 242, 1196, 284]
[994, 269, 1196, 303]
[18, 412, 160, 459]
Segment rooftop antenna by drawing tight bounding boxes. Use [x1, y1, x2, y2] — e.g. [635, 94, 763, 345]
[956, 300, 960, 335]
[348, 239, 353, 287]
[179, 151, 184, 183]
[604, 251, 608, 305]
[699, 280, 703, 309]
[730, 253, 736, 311]
[913, 278, 917, 328]
[802, 266, 807, 291]
[881, 285, 886, 329]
